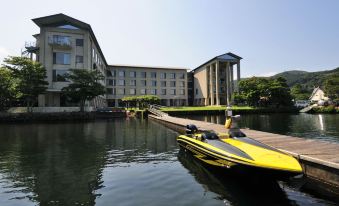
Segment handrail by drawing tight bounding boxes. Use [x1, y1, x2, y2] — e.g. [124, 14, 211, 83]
[148, 104, 169, 117]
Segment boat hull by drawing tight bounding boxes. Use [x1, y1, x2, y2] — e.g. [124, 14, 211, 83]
[177, 135, 303, 180]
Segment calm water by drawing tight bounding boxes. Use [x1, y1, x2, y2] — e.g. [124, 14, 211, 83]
[181, 113, 339, 143]
[0, 118, 337, 206]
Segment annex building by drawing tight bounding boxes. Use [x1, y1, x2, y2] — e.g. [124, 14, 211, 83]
[25, 13, 241, 108]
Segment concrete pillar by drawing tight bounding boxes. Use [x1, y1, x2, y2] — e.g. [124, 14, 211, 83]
[237, 61, 241, 92]
[225, 62, 230, 106]
[230, 64, 234, 102]
[215, 61, 220, 105]
[209, 65, 214, 105]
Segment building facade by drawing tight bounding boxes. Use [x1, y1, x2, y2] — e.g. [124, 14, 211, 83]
[106, 65, 188, 107]
[25, 14, 241, 108]
[192, 53, 241, 106]
[26, 14, 107, 108]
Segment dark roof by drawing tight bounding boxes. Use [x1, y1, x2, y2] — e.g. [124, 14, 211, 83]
[193, 52, 242, 72]
[32, 13, 108, 66]
[109, 64, 189, 70]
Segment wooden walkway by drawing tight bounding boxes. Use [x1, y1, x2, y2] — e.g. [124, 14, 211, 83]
[149, 114, 339, 194]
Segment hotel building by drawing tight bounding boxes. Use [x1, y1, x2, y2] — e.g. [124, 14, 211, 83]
[25, 13, 241, 108]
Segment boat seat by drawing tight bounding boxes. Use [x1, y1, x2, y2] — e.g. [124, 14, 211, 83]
[201, 132, 219, 140]
[228, 128, 246, 138]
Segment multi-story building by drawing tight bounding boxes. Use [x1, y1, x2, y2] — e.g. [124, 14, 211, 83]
[25, 13, 241, 108]
[192, 53, 242, 106]
[106, 65, 188, 107]
[26, 13, 107, 108]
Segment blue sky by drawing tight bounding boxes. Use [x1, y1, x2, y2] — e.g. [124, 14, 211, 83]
[0, 0, 338, 77]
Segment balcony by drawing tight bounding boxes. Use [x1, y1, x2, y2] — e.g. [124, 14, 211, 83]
[48, 36, 72, 49]
[25, 41, 39, 53]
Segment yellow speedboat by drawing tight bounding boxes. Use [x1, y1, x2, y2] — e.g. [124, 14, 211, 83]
[177, 124, 303, 179]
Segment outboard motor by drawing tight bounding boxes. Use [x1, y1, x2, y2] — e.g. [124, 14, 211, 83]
[186, 124, 198, 135]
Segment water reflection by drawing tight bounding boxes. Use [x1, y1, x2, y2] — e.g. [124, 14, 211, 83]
[0, 119, 178, 206]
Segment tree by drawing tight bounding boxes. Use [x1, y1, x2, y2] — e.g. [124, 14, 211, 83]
[290, 84, 310, 100]
[237, 77, 292, 107]
[324, 73, 339, 102]
[62, 69, 105, 112]
[3, 56, 48, 112]
[0, 67, 18, 111]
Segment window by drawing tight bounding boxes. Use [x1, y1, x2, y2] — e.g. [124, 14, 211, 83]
[53, 52, 71, 65]
[179, 81, 185, 87]
[140, 80, 146, 86]
[117, 88, 125, 95]
[130, 80, 136, 86]
[170, 81, 176, 87]
[108, 79, 115, 86]
[118, 71, 125, 77]
[160, 73, 166, 79]
[151, 72, 157, 78]
[52, 69, 68, 82]
[76, 55, 83, 63]
[140, 72, 146, 78]
[92, 49, 95, 58]
[111, 70, 116, 77]
[57, 24, 79, 30]
[106, 88, 113, 94]
[112, 88, 116, 95]
[169, 73, 176, 79]
[50, 35, 70, 46]
[130, 88, 136, 95]
[178, 73, 185, 79]
[118, 79, 125, 86]
[140, 89, 146, 95]
[170, 89, 176, 95]
[76, 39, 84, 46]
[150, 89, 157, 95]
[195, 88, 198, 95]
[180, 89, 185, 95]
[151, 80, 157, 87]
[107, 70, 112, 77]
[160, 81, 166, 87]
[161, 89, 166, 95]
[129, 71, 136, 78]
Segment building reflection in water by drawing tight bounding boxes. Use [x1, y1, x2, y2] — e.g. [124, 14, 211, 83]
[0, 119, 178, 205]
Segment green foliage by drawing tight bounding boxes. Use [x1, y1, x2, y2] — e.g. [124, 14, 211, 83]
[3, 56, 48, 111]
[273, 67, 339, 92]
[290, 84, 310, 100]
[62, 69, 105, 112]
[324, 73, 339, 101]
[312, 105, 338, 113]
[237, 77, 292, 107]
[122, 95, 160, 109]
[0, 67, 19, 111]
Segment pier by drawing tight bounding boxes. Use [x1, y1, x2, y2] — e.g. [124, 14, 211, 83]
[149, 114, 339, 196]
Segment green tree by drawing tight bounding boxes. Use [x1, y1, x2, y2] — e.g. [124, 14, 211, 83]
[3, 56, 48, 112]
[290, 84, 310, 100]
[62, 69, 105, 112]
[0, 67, 19, 111]
[324, 73, 339, 102]
[268, 77, 293, 107]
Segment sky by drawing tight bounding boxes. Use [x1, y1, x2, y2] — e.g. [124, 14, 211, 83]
[0, 0, 338, 77]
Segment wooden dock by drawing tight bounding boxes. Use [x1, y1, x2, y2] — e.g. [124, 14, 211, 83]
[149, 114, 339, 196]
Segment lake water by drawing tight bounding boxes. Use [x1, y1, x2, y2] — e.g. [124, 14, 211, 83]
[181, 113, 339, 143]
[0, 117, 337, 206]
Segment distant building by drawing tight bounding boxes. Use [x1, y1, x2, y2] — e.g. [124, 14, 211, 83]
[106, 65, 188, 107]
[192, 53, 241, 106]
[24, 13, 241, 108]
[309, 87, 328, 102]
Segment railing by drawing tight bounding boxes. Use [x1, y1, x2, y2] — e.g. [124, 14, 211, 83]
[148, 104, 169, 117]
[25, 41, 38, 48]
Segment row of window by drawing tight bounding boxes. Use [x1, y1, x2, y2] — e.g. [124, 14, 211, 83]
[107, 79, 185, 87]
[53, 52, 83, 65]
[107, 88, 185, 95]
[107, 70, 185, 79]
[51, 35, 84, 46]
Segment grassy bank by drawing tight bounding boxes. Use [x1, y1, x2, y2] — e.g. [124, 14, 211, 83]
[311, 106, 339, 114]
[160, 106, 298, 115]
